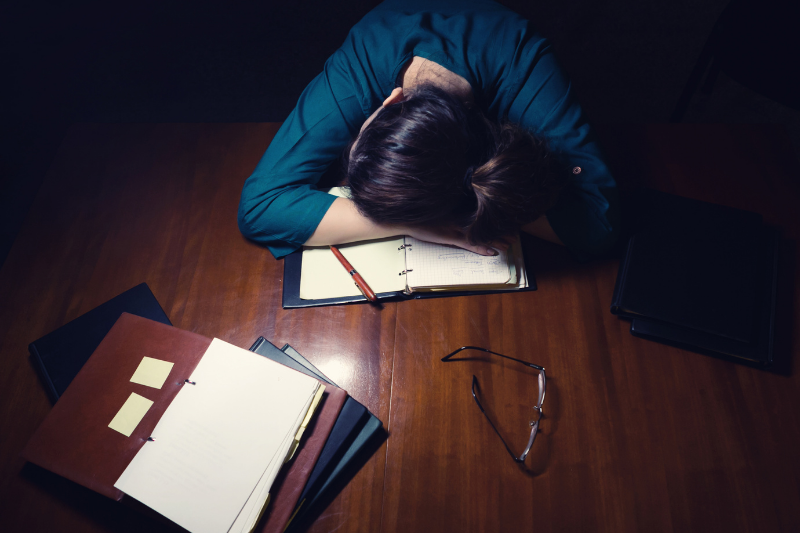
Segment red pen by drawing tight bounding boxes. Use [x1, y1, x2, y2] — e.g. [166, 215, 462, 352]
[330, 245, 377, 302]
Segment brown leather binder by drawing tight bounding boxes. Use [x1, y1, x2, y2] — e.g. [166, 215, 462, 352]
[21, 313, 347, 533]
[22, 313, 211, 501]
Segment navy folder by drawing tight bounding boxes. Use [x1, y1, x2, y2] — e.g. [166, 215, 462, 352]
[29, 283, 172, 402]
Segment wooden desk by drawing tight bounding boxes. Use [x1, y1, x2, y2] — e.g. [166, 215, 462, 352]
[0, 124, 798, 533]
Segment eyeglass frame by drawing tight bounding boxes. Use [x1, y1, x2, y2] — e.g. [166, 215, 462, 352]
[441, 346, 546, 463]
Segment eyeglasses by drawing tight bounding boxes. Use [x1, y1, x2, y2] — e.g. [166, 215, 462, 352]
[441, 346, 546, 463]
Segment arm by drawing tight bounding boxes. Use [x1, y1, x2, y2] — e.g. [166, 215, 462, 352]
[307, 197, 499, 256]
[237, 53, 364, 259]
[304, 198, 401, 244]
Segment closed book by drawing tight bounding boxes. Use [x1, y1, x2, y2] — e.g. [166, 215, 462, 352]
[611, 190, 778, 366]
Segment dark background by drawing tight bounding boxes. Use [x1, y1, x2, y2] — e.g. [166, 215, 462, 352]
[2, 0, 798, 269]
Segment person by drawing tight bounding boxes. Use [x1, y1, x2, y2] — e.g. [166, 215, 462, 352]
[238, 0, 619, 261]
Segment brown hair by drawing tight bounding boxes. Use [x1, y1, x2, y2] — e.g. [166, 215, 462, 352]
[344, 84, 566, 244]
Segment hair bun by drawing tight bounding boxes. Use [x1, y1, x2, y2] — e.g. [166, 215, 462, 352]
[463, 125, 566, 244]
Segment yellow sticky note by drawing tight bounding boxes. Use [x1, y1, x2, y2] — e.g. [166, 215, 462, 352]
[109, 393, 154, 437]
[130, 357, 174, 389]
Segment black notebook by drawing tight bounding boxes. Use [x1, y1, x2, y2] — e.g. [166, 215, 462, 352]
[611, 190, 779, 367]
[29, 283, 172, 402]
[248, 337, 385, 528]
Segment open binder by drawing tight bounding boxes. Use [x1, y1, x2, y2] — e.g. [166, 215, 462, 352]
[283, 234, 537, 308]
[282, 186, 537, 308]
[21, 314, 347, 533]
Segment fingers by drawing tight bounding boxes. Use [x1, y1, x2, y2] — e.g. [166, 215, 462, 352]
[456, 241, 498, 256]
[489, 240, 510, 253]
[405, 227, 500, 256]
[486, 234, 515, 253]
[440, 235, 499, 256]
[383, 87, 404, 107]
[444, 229, 502, 256]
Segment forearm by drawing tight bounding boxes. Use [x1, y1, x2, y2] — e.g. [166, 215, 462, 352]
[305, 198, 404, 245]
[306, 197, 498, 255]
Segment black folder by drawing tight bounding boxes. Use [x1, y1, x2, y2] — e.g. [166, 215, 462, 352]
[611, 190, 779, 367]
[248, 337, 385, 527]
[29, 283, 172, 402]
[282, 234, 537, 308]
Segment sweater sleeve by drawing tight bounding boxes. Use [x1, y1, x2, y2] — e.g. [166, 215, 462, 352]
[507, 45, 620, 261]
[238, 53, 364, 259]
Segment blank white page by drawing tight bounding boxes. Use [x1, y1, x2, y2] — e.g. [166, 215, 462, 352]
[114, 338, 320, 533]
[404, 237, 511, 289]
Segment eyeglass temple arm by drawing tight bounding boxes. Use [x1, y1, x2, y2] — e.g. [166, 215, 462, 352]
[442, 346, 544, 371]
[471, 376, 527, 463]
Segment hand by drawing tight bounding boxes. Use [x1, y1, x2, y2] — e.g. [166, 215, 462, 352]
[404, 226, 504, 256]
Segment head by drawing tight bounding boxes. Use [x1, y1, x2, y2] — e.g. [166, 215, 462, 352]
[344, 84, 565, 244]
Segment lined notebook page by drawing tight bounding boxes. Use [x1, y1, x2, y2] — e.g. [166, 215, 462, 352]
[404, 237, 512, 289]
[114, 338, 320, 533]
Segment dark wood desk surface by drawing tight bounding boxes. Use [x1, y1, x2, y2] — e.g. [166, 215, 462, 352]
[0, 124, 798, 533]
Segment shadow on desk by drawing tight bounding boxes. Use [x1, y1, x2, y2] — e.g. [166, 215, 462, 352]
[20, 424, 389, 533]
[19, 462, 179, 532]
[771, 238, 797, 375]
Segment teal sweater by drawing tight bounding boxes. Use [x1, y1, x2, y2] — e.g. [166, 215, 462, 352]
[238, 0, 619, 260]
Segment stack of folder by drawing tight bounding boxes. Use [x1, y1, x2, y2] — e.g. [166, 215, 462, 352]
[22, 284, 385, 533]
[611, 190, 779, 367]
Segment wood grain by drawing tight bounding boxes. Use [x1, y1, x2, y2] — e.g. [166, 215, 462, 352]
[0, 124, 797, 533]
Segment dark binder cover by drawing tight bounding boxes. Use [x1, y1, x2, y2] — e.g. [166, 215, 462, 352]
[281, 344, 336, 385]
[248, 337, 333, 385]
[295, 397, 369, 500]
[248, 337, 385, 527]
[289, 408, 384, 533]
[611, 190, 779, 366]
[282, 234, 537, 308]
[28, 283, 171, 402]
